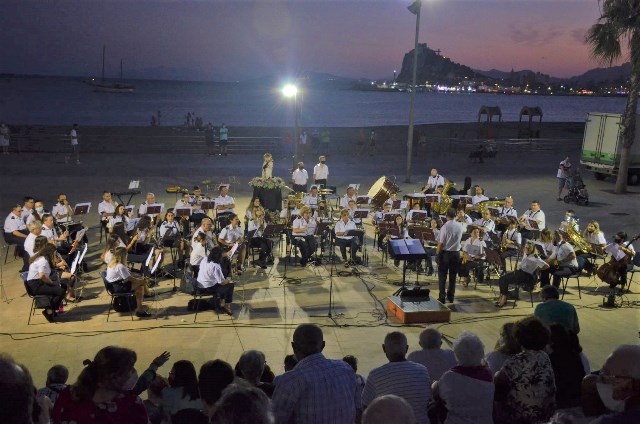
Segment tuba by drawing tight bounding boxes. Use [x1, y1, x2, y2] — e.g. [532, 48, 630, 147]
[565, 222, 592, 254]
[477, 199, 505, 218]
[432, 180, 454, 215]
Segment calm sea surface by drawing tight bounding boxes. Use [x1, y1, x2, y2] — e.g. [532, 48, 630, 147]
[0, 76, 630, 127]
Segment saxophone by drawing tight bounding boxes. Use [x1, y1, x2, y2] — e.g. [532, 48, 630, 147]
[432, 180, 454, 215]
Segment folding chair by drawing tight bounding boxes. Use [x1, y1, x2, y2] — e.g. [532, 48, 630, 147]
[99, 271, 135, 322]
[185, 265, 219, 323]
[22, 272, 54, 325]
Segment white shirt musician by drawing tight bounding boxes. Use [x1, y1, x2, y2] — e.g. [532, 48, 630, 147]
[21, 197, 34, 224]
[292, 165, 309, 186]
[520, 201, 546, 231]
[159, 218, 180, 239]
[498, 197, 518, 219]
[174, 194, 193, 216]
[302, 187, 320, 209]
[190, 235, 208, 267]
[191, 218, 217, 249]
[98, 192, 116, 222]
[424, 169, 445, 193]
[215, 185, 235, 214]
[190, 187, 209, 216]
[312, 156, 329, 184]
[340, 186, 358, 209]
[51, 194, 74, 224]
[373, 204, 392, 225]
[138, 193, 159, 219]
[196, 257, 226, 288]
[471, 186, 489, 205]
[455, 210, 472, 233]
[583, 222, 606, 246]
[334, 210, 359, 262]
[292, 206, 317, 265]
[474, 210, 496, 235]
[41, 215, 68, 246]
[502, 224, 522, 251]
[218, 216, 244, 246]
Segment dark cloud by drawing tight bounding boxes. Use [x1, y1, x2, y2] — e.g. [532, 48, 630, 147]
[571, 28, 588, 44]
[509, 24, 563, 47]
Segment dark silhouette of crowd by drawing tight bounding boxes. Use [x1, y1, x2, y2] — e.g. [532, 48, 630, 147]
[1, 320, 638, 424]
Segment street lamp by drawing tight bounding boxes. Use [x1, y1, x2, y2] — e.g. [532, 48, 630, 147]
[282, 84, 299, 170]
[405, 0, 421, 183]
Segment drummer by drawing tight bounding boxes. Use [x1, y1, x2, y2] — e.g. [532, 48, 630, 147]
[340, 185, 358, 208]
[302, 185, 320, 209]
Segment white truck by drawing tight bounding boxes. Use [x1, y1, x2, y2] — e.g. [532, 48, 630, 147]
[580, 112, 640, 185]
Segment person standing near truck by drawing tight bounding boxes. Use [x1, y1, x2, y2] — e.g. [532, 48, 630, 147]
[557, 156, 572, 200]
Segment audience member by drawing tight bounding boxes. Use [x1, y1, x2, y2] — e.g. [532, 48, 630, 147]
[273, 354, 298, 386]
[362, 331, 431, 424]
[238, 350, 275, 397]
[484, 322, 521, 374]
[343, 355, 366, 399]
[494, 316, 556, 424]
[199, 359, 235, 419]
[144, 375, 168, 424]
[51, 346, 148, 424]
[211, 384, 274, 424]
[0, 353, 35, 424]
[432, 332, 494, 424]
[407, 328, 457, 380]
[534, 285, 580, 334]
[548, 324, 585, 408]
[159, 360, 203, 419]
[37, 364, 69, 406]
[271, 323, 361, 424]
[362, 394, 416, 424]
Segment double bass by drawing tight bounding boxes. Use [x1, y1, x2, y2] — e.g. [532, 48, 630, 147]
[596, 233, 639, 285]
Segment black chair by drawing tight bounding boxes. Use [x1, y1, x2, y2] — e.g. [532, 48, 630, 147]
[185, 265, 219, 323]
[511, 271, 540, 309]
[560, 270, 582, 300]
[99, 271, 135, 322]
[624, 252, 640, 293]
[21, 272, 53, 325]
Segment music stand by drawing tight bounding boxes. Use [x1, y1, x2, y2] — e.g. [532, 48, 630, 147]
[409, 211, 428, 222]
[145, 204, 164, 216]
[200, 201, 214, 211]
[392, 200, 402, 209]
[384, 213, 401, 222]
[176, 208, 192, 218]
[388, 239, 428, 294]
[526, 218, 540, 230]
[356, 196, 371, 205]
[73, 203, 91, 217]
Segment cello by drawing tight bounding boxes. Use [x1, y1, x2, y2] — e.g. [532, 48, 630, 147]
[596, 233, 639, 285]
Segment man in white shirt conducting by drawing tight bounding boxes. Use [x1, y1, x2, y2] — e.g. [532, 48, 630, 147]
[436, 208, 463, 304]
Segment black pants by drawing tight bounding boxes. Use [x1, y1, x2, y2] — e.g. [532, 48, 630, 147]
[4, 231, 29, 271]
[293, 236, 316, 264]
[458, 259, 484, 282]
[520, 229, 540, 243]
[540, 265, 577, 287]
[336, 237, 358, 260]
[438, 251, 460, 300]
[27, 279, 67, 311]
[314, 179, 327, 189]
[200, 283, 235, 304]
[500, 249, 519, 269]
[293, 183, 307, 194]
[498, 270, 534, 295]
[250, 237, 272, 261]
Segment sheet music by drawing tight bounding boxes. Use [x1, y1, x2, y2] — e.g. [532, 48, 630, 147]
[145, 247, 155, 267]
[466, 244, 482, 257]
[605, 243, 627, 261]
[74, 228, 86, 242]
[73, 202, 91, 215]
[399, 201, 408, 209]
[129, 180, 140, 189]
[228, 242, 239, 258]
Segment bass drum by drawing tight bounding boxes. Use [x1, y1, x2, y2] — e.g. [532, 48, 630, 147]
[368, 176, 399, 209]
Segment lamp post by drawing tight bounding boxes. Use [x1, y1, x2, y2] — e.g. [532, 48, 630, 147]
[405, 0, 421, 183]
[282, 84, 299, 171]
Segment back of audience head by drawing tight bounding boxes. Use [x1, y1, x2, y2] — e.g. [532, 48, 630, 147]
[540, 285, 560, 301]
[0, 353, 35, 424]
[383, 331, 408, 361]
[207, 245, 223, 263]
[238, 350, 266, 385]
[169, 360, 199, 400]
[73, 346, 137, 401]
[210, 384, 274, 424]
[46, 364, 69, 387]
[362, 394, 416, 424]
[452, 332, 485, 367]
[514, 316, 550, 351]
[292, 324, 324, 360]
[147, 375, 168, 404]
[199, 360, 235, 408]
[599, 345, 640, 408]
[419, 328, 443, 350]
[342, 355, 358, 373]
[495, 322, 521, 355]
[283, 354, 297, 372]
[548, 324, 581, 356]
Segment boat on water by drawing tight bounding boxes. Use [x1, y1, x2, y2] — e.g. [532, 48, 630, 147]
[86, 46, 135, 93]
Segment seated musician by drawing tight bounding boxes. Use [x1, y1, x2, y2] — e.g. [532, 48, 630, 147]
[248, 208, 273, 269]
[190, 186, 209, 227]
[98, 191, 116, 233]
[21, 196, 35, 224]
[374, 203, 392, 225]
[384, 192, 399, 209]
[302, 185, 320, 210]
[421, 168, 445, 194]
[346, 200, 362, 226]
[215, 184, 235, 229]
[159, 211, 182, 250]
[101, 233, 127, 265]
[26, 244, 70, 322]
[105, 247, 152, 318]
[291, 206, 317, 266]
[455, 208, 472, 233]
[174, 193, 193, 236]
[559, 209, 579, 232]
[3, 204, 30, 271]
[218, 213, 246, 274]
[41, 214, 71, 253]
[473, 209, 496, 241]
[469, 186, 489, 219]
[25, 200, 45, 226]
[500, 220, 522, 270]
[189, 231, 209, 277]
[108, 204, 129, 234]
[384, 214, 408, 267]
[245, 197, 265, 222]
[32, 236, 76, 302]
[580, 221, 606, 275]
[138, 192, 159, 222]
[192, 217, 217, 250]
[129, 216, 162, 273]
[315, 200, 331, 223]
[540, 231, 578, 289]
[340, 185, 358, 209]
[406, 204, 428, 227]
[518, 200, 546, 243]
[51, 193, 74, 227]
[534, 228, 555, 259]
[495, 196, 517, 234]
[430, 217, 441, 240]
[495, 241, 549, 307]
[601, 232, 636, 290]
[458, 227, 486, 287]
[24, 220, 43, 258]
[334, 209, 361, 265]
[196, 246, 235, 315]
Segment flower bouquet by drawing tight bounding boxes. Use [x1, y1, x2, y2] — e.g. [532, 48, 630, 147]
[248, 177, 287, 190]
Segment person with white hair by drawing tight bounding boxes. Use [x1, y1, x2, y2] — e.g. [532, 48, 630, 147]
[362, 394, 416, 424]
[237, 350, 274, 398]
[407, 328, 457, 381]
[432, 332, 494, 424]
[362, 332, 431, 424]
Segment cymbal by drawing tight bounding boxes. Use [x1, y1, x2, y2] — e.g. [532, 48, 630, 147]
[319, 189, 334, 194]
[166, 186, 181, 193]
[201, 179, 213, 185]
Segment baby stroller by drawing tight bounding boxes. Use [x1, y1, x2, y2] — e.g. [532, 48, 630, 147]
[564, 170, 589, 206]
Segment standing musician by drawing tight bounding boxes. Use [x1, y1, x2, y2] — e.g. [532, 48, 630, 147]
[422, 169, 445, 194]
[248, 208, 273, 269]
[291, 162, 309, 193]
[302, 186, 320, 209]
[495, 196, 517, 234]
[340, 185, 358, 209]
[495, 241, 549, 307]
[215, 184, 235, 228]
[292, 206, 317, 266]
[601, 232, 636, 290]
[4, 204, 30, 271]
[174, 193, 193, 236]
[436, 208, 464, 304]
[312, 155, 329, 187]
[458, 227, 486, 287]
[580, 221, 606, 275]
[218, 213, 246, 274]
[519, 200, 546, 242]
[540, 231, 578, 288]
[98, 191, 116, 233]
[500, 220, 522, 271]
[334, 209, 360, 265]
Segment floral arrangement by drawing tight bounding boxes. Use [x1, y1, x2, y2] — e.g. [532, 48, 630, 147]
[248, 176, 287, 190]
[264, 209, 281, 223]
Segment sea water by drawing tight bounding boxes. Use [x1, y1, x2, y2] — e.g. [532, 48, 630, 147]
[0, 76, 629, 127]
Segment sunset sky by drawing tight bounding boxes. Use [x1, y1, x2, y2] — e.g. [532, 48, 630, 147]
[0, 0, 615, 81]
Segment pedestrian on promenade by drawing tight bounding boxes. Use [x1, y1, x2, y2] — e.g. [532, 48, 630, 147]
[70, 124, 80, 164]
[0, 123, 9, 155]
[205, 123, 215, 155]
[369, 129, 377, 156]
[219, 123, 229, 156]
[557, 156, 572, 200]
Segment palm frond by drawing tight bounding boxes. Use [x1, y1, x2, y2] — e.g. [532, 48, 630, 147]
[586, 22, 623, 65]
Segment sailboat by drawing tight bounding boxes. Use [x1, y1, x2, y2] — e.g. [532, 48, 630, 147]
[86, 45, 135, 93]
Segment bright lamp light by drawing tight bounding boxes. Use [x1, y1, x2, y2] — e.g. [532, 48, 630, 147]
[282, 84, 298, 97]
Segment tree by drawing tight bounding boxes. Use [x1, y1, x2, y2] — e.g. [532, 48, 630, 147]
[586, 0, 640, 193]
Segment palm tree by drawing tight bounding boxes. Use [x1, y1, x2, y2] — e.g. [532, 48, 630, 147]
[586, 0, 640, 193]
